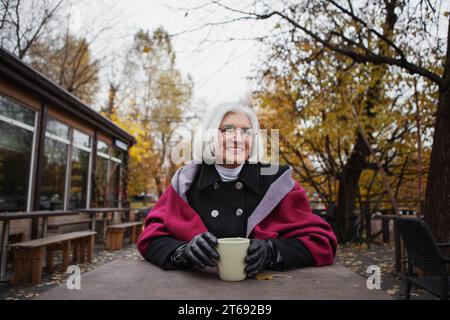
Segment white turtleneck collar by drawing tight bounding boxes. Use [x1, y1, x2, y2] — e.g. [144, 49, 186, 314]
[214, 163, 244, 182]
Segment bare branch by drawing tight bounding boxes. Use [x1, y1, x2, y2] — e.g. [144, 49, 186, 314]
[18, 0, 64, 58]
[326, 0, 407, 61]
[255, 10, 444, 86]
[168, 16, 258, 38]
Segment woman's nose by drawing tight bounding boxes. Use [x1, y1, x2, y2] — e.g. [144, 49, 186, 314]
[226, 135, 245, 145]
[229, 129, 247, 140]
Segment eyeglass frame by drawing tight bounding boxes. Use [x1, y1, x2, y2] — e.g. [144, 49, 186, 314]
[218, 124, 259, 138]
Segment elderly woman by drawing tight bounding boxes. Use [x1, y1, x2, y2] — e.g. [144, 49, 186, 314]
[137, 103, 337, 277]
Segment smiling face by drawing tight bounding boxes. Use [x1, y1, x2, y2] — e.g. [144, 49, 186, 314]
[216, 112, 253, 168]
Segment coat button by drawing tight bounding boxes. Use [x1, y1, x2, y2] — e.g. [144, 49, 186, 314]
[235, 208, 243, 217]
[213, 182, 220, 190]
[235, 181, 243, 190]
[211, 210, 219, 218]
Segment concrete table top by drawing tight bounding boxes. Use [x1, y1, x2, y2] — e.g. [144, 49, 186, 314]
[36, 258, 393, 300]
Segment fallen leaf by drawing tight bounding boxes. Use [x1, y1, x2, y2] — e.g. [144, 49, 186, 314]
[256, 274, 273, 280]
[255, 273, 292, 280]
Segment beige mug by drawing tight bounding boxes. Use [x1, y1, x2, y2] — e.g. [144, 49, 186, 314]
[216, 237, 250, 281]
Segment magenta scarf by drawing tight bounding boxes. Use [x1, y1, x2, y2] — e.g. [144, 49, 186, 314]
[137, 163, 337, 267]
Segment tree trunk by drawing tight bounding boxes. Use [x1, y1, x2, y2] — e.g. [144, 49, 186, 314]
[424, 17, 450, 243]
[336, 133, 370, 243]
[424, 86, 450, 243]
[104, 84, 117, 119]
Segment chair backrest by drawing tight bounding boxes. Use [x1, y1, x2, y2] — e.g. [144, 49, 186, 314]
[396, 217, 445, 274]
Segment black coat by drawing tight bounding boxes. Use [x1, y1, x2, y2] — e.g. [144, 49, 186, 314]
[143, 162, 314, 270]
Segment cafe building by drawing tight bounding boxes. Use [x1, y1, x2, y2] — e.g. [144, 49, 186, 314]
[0, 47, 136, 240]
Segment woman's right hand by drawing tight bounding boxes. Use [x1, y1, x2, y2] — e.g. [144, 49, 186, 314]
[181, 232, 220, 268]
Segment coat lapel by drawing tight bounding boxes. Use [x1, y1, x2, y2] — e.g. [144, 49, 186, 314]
[245, 167, 294, 237]
[170, 161, 295, 237]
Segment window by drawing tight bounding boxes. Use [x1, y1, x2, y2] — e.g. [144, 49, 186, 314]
[0, 96, 35, 126]
[93, 142, 123, 208]
[0, 93, 125, 212]
[0, 95, 36, 212]
[94, 140, 109, 207]
[40, 117, 94, 211]
[40, 117, 69, 210]
[109, 149, 123, 207]
[69, 130, 91, 209]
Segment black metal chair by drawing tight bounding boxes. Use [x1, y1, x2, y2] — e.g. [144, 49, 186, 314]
[312, 204, 339, 234]
[396, 216, 450, 300]
[135, 207, 153, 221]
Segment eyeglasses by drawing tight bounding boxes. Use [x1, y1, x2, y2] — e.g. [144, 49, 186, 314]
[218, 125, 258, 138]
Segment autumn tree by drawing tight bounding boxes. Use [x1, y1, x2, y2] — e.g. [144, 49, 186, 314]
[0, 0, 104, 105]
[195, 0, 449, 242]
[106, 27, 193, 198]
[28, 33, 100, 105]
[253, 36, 435, 242]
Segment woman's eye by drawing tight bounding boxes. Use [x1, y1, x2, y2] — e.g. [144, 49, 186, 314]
[219, 126, 234, 134]
[243, 128, 255, 136]
[219, 126, 255, 136]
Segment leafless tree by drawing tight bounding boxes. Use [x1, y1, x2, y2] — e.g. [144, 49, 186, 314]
[0, 0, 65, 59]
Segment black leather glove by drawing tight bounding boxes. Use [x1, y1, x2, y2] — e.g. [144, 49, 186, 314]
[171, 232, 220, 269]
[245, 239, 272, 278]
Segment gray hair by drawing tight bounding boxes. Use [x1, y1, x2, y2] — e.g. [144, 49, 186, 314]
[192, 102, 266, 164]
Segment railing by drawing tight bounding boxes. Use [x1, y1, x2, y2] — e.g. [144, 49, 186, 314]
[372, 208, 423, 274]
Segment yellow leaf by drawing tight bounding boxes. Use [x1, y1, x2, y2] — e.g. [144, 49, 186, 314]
[255, 273, 273, 280]
[255, 273, 292, 280]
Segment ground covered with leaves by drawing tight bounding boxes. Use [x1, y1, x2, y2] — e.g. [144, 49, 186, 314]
[335, 243, 434, 300]
[0, 243, 142, 300]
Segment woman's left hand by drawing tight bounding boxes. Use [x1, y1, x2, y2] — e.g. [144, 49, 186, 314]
[245, 239, 271, 278]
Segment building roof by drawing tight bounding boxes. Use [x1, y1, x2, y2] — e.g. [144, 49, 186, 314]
[0, 47, 136, 146]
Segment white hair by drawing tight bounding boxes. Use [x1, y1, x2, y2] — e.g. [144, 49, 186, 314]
[192, 102, 266, 164]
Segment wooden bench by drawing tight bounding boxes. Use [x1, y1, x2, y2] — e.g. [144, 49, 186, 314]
[48, 219, 92, 229]
[105, 222, 144, 251]
[49, 217, 109, 238]
[10, 231, 97, 285]
[7, 232, 26, 263]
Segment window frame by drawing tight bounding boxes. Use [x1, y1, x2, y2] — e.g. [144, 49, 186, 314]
[109, 148, 123, 207]
[42, 116, 94, 211]
[68, 128, 93, 210]
[0, 94, 38, 213]
[94, 140, 124, 208]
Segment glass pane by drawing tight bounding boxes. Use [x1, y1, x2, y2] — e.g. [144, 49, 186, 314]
[73, 129, 91, 149]
[97, 140, 109, 154]
[0, 95, 35, 126]
[0, 121, 33, 212]
[112, 148, 122, 160]
[69, 147, 90, 209]
[46, 117, 69, 139]
[108, 160, 121, 207]
[40, 137, 68, 210]
[93, 156, 108, 207]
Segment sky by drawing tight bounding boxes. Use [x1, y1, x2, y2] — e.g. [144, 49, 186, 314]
[67, 0, 450, 116]
[68, 0, 275, 112]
